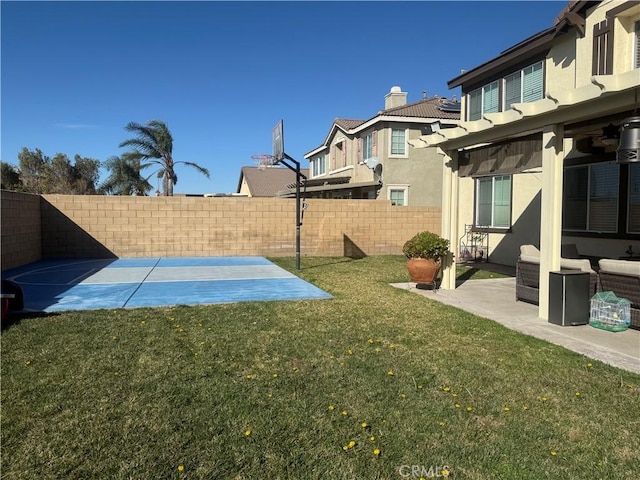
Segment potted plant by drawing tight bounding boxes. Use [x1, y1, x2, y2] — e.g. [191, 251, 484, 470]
[402, 231, 451, 286]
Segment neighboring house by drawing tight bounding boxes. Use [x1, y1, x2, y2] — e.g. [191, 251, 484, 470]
[410, 0, 640, 319]
[237, 166, 309, 197]
[298, 87, 460, 206]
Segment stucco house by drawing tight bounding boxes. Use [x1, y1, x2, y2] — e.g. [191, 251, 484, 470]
[409, 0, 640, 320]
[300, 87, 460, 206]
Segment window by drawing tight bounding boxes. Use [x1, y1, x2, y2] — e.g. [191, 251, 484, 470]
[363, 133, 373, 160]
[563, 163, 619, 232]
[390, 129, 406, 156]
[468, 81, 498, 120]
[475, 175, 511, 228]
[388, 185, 408, 206]
[503, 62, 544, 109]
[312, 154, 326, 177]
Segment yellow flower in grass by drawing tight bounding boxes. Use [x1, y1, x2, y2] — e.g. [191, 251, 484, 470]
[438, 421, 446, 426]
[452, 393, 458, 397]
[361, 422, 368, 428]
[551, 451, 557, 456]
[522, 405, 529, 411]
[348, 349, 353, 355]
[348, 440, 356, 448]
[342, 445, 349, 451]
[443, 386, 451, 392]
[328, 405, 335, 411]
[466, 406, 473, 412]
[387, 370, 394, 376]
[177, 465, 184, 472]
[503, 407, 510, 411]
[587, 363, 593, 368]
[575, 392, 581, 397]
[244, 430, 251, 436]
[442, 469, 450, 477]
[272, 373, 278, 378]
[370, 436, 375, 441]
[25, 360, 31, 366]
[454, 403, 461, 409]
[342, 410, 348, 416]
[368, 339, 374, 344]
[418, 385, 423, 390]
[541, 396, 548, 402]
[373, 448, 381, 456]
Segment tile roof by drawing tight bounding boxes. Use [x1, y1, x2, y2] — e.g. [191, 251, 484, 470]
[335, 118, 367, 130]
[238, 166, 310, 197]
[380, 96, 460, 120]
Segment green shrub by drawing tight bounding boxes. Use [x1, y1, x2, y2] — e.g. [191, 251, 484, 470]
[402, 231, 451, 260]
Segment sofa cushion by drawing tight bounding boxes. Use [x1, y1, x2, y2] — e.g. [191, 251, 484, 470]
[520, 244, 540, 263]
[599, 259, 640, 277]
[560, 257, 594, 273]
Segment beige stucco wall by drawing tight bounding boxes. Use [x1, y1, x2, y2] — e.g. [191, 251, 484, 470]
[575, 0, 640, 83]
[1, 191, 42, 271]
[546, 32, 578, 91]
[458, 173, 543, 267]
[1, 193, 441, 269]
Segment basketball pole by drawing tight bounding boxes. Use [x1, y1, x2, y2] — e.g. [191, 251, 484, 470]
[278, 153, 307, 270]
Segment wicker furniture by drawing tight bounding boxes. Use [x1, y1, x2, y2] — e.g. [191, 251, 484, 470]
[516, 245, 598, 305]
[598, 259, 640, 330]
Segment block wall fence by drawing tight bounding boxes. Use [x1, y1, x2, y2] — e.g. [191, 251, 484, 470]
[1, 190, 441, 271]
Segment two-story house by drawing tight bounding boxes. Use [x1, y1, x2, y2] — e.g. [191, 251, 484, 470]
[409, 0, 640, 320]
[299, 87, 460, 206]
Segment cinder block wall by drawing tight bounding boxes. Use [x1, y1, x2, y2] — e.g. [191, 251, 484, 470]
[3, 193, 441, 268]
[1, 191, 42, 271]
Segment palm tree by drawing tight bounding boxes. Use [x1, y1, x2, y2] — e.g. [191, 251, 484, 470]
[98, 153, 153, 196]
[118, 120, 210, 196]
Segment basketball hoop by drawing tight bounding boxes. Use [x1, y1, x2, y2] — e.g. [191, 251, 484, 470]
[251, 154, 276, 171]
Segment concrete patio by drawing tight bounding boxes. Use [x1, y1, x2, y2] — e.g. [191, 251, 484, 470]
[391, 274, 640, 375]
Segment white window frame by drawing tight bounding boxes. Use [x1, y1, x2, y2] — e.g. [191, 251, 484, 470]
[389, 128, 408, 157]
[475, 175, 512, 228]
[388, 184, 409, 206]
[312, 153, 326, 178]
[363, 133, 373, 160]
[467, 81, 498, 121]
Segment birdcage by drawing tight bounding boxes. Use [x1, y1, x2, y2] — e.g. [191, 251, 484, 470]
[589, 291, 631, 332]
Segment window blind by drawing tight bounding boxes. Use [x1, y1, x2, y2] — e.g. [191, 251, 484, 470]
[483, 81, 499, 114]
[589, 163, 618, 232]
[468, 90, 482, 121]
[504, 72, 521, 110]
[522, 62, 543, 103]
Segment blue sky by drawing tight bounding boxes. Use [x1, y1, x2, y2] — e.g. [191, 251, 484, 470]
[1, 0, 565, 194]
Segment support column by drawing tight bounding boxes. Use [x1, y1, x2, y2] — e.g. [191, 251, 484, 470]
[539, 125, 564, 319]
[440, 148, 459, 290]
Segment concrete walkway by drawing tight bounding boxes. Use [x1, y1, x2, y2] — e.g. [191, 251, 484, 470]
[391, 277, 640, 375]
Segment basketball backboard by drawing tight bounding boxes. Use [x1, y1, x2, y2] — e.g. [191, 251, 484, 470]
[272, 120, 284, 163]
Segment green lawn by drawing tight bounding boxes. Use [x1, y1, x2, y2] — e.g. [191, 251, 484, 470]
[2, 256, 638, 479]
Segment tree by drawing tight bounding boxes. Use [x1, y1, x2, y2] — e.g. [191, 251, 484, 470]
[1, 162, 22, 191]
[15, 147, 100, 194]
[118, 120, 210, 196]
[99, 153, 153, 196]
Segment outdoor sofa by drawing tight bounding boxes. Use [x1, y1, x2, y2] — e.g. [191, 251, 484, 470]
[598, 259, 640, 330]
[515, 244, 599, 305]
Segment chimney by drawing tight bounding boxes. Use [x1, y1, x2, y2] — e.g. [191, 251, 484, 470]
[384, 86, 407, 109]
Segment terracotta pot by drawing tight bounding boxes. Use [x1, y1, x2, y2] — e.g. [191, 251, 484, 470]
[406, 258, 441, 285]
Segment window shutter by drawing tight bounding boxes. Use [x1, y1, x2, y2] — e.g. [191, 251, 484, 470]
[372, 130, 378, 157]
[357, 138, 362, 163]
[522, 62, 543, 103]
[592, 19, 613, 75]
[342, 142, 347, 166]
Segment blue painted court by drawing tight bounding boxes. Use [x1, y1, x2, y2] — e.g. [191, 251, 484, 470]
[2, 257, 332, 312]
